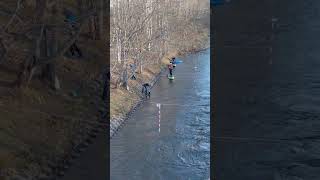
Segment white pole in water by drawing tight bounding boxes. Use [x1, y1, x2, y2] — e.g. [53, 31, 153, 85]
[157, 103, 161, 133]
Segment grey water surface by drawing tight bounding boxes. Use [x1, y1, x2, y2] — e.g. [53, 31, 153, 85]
[111, 49, 210, 180]
[214, 0, 320, 179]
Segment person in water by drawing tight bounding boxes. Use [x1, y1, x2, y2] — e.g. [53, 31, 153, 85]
[168, 62, 173, 76]
[171, 57, 176, 68]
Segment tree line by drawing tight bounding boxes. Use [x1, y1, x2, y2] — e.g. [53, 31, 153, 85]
[0, 0, 106, 90]
[110, 0, 210, 89]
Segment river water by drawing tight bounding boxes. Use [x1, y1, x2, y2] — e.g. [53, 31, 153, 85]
[110, 49, 210, 180]
[214, 0, 320, 179]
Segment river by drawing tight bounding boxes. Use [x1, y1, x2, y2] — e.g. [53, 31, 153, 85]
[110, 49, 210, 180]
[214, 0, 320, 179]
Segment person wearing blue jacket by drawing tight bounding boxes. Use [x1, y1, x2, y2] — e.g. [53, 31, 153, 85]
[64, 9, 82, 58]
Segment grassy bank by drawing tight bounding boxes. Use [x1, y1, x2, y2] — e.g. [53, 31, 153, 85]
[0, 37, 107, 179]
[110, 31, 209, 125]
[110, 50, 178, 120]
[0, 0, 110, 178]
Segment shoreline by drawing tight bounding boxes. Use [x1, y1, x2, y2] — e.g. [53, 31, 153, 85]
[110, 67, 165, 138]
[110, 43, 210, 139]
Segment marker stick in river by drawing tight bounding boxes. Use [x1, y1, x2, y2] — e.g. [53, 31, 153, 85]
[157, 103, 161, 133]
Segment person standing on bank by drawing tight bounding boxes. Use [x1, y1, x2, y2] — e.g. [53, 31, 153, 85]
[142, 83, 151, 98]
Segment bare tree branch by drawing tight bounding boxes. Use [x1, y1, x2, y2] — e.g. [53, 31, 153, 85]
[1, 0, 23, 33]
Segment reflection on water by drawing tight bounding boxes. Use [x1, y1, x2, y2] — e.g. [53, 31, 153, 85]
[111, 49, 210, 180]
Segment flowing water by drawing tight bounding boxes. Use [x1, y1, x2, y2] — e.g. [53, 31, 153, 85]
[214, 0, 320, 179]
[110, 49, 210, 180]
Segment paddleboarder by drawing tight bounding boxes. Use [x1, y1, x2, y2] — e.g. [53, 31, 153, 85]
[168, 62, 174, 77]
[172, 57, 177, 68]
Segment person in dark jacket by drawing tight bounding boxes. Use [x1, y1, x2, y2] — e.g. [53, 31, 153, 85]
[168, 63, 173, 76]
[142, 83, 151, 98]
[171, 57, 176, 68]
[64, 9, 82, 58]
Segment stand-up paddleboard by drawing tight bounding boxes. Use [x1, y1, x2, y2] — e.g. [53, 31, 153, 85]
[175, 60, 183, 64]
[168, 74, 174, 80]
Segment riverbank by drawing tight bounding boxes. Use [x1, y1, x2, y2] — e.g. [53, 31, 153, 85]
[0, 36, 107, 179]
[110, 50, 177, 138]
[110, 32, 209, 138]
[110, 48, 210, 179]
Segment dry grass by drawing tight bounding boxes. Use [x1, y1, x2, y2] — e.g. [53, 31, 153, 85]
[0, 0, 109, 178]
[109, 30, 209, 120]
[0, 35, 107, 179]
[110, 50, 179, 119]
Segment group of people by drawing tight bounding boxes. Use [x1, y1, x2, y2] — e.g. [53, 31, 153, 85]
[141, 57, 177, 98]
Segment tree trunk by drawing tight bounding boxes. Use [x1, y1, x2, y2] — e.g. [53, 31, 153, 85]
[47, 63, 60, 90]
[139, 56, 143, 74]
[87, 0, 97, 40]
[122, 66, 129, 90]
[44, 28, 50, 57]
[0, 39, 6, 62]
[34, 0, 47, 23]
[49, 2, 60, 90]
[98, 0, 104, 40]
[24, 0, 61, 90]
[77, 0, 83, 14]
[89, 16, 96, 40]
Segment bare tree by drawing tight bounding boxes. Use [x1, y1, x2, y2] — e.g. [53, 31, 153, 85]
[110, 0, 209, 90]
[13, 0, 106, 89]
